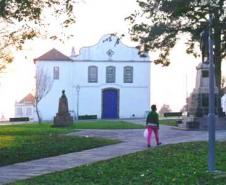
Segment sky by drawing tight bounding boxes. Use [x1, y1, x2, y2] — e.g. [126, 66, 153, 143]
[0, 0, 224, 118]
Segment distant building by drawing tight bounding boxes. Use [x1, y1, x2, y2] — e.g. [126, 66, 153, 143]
[34, 34, 151, 120]
[15, 93, 36, 120]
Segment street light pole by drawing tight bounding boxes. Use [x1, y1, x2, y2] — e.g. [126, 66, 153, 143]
[76, 85, 80, 120]
[208, 12, 216, 172]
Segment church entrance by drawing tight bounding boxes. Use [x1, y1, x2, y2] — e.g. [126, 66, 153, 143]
[102, 88, 119, 119]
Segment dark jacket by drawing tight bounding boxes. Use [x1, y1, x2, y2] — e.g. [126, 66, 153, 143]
[146, 111, 159, 127]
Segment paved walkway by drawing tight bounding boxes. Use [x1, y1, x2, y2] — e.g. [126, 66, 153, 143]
[0, 125, 226, 184]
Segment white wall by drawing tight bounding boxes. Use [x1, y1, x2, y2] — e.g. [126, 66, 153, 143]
[120, 87, 149, 118]
[71, 61, 150, 118]
[37, 60, 150, 120]
[36, 61, 74, 120]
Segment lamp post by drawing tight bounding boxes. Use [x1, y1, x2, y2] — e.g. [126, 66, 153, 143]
[207, 11, 216, 173]
[76, 85, 80, 120]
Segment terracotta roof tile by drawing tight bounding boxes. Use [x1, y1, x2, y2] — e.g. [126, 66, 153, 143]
[34, 48, 72, 62]
[19, 93, 35, 104]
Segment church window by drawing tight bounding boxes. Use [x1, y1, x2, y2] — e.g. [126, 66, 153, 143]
[88, 66, 98, 83]
[124, 66, 133, 83]
[106, 66, 115, 83]
[53, 66, 59, 80]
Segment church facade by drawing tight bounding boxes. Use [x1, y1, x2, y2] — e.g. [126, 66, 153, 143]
[34, 34, 151, 120]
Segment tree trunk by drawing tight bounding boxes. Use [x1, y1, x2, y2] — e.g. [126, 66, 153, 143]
[35, 102, 42, 124]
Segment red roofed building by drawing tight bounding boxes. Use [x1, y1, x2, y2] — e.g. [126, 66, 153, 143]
[15, 93, 36, 120]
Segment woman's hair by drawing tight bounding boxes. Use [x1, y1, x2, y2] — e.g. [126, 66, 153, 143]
[151, 104, 157, 111]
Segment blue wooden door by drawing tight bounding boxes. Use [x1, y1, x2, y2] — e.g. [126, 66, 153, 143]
[102, 89, 118, 119]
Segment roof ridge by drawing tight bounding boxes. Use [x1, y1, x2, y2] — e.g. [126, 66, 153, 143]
[18, 93, 35, 104]
[34, 48, 72, 62]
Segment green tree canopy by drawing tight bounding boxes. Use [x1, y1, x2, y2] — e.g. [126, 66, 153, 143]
[0, 0, 75, 70]
[126, 0, 226, 93]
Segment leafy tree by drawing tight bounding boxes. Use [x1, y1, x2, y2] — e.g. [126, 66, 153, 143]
[159, 104, 172, 116]
[126, 0, 226, 105]
[0, 0, 75, 71]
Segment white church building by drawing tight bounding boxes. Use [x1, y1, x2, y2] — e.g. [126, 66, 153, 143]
[34, 34, 151, 120]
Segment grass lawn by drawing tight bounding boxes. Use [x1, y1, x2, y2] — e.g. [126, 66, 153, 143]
[0, 123, 107, 166]
[0, 120, 143, 166]
[10, 141, 226, 185]
[74, 120, 144, 129]
[159, 119, 178, 127]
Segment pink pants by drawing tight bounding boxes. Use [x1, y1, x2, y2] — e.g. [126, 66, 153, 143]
[147, 126, 160, 145]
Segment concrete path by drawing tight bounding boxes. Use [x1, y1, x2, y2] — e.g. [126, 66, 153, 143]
[0, 125, 226, 184]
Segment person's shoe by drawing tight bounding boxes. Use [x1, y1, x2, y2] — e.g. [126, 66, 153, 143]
[157, 142, 162, 146]
[147, 144, 151, 148]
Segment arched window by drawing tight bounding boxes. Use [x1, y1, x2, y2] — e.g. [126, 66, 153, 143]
[124, 66, 133, 83]
[106, 66, 116, 83]
[88, 66, 98, 83]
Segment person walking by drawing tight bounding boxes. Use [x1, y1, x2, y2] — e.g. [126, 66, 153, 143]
[146, 104, 161, 147]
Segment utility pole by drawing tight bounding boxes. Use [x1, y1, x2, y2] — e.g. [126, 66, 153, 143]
[207, 11, 216, 172]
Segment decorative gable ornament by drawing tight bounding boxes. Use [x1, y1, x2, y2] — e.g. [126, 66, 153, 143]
[106, 49, 114, 58]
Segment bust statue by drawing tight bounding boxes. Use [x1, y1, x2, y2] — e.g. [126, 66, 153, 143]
[53, 90, 73, 127]
[58, 90, 69, 114]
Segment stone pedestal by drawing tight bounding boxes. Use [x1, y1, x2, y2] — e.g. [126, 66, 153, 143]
[53, 90, 73, 127]
[183, 62, 221, 129]
[180, 115, 226, 130]
[54, 113, 73, 127]
[187, 62, 218, 117]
